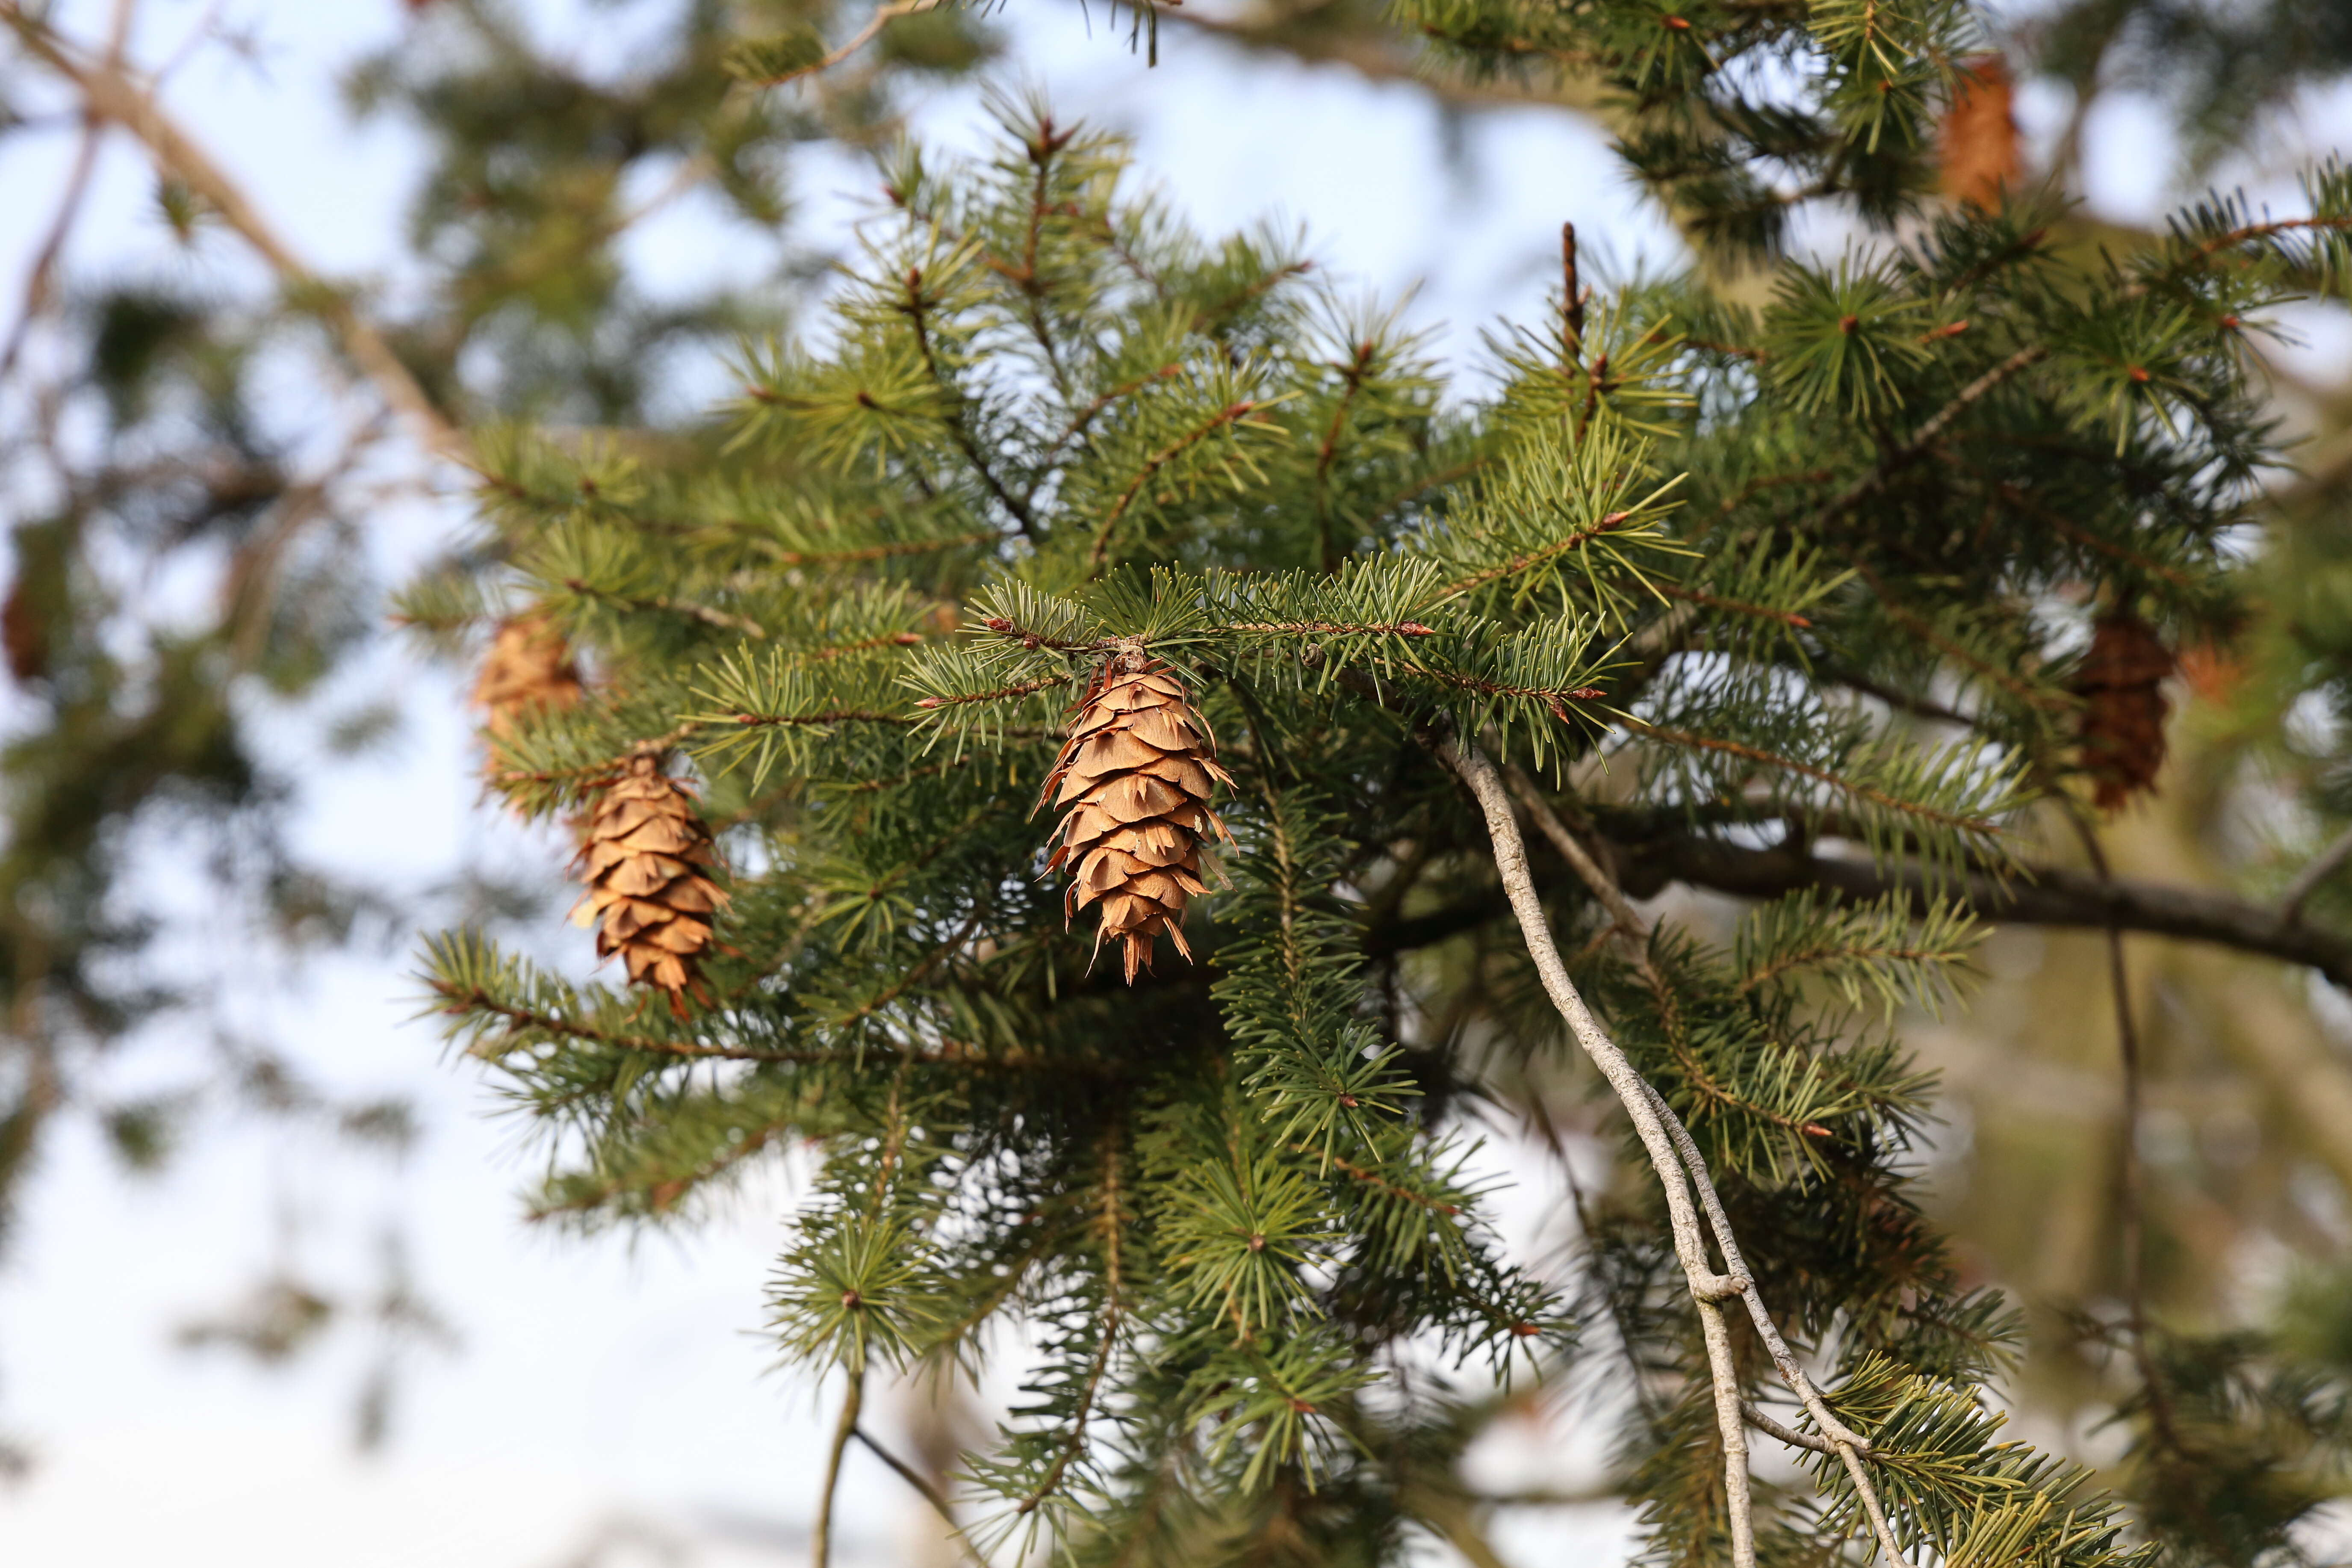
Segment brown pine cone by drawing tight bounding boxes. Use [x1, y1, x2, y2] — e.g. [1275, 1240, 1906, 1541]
[1039, 647, 1232, 983]
[1939, 55, 2019, 211]
[473, 612, 584, 736]
[576, 751, 727, 1017]
[2076, 613, 2175, 812]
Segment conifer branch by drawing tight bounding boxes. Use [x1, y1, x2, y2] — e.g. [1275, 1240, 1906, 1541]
[1620, 719, 2002, 836]
[1313, 341, 1377, 573]
[900, 263, 1040, 538]
[914, 672, 1074, 708]
[2169, 213, 2352, 276]
[767, 532, 1003, 568]
[562, 579, 769, 638]
[1016, 1121, 1126, 1516]
[1990, 481, 2200, 591]
[1653, 581, 1813, 628]
[1034, 364, 1182, 476]
[1850, 563, 2066, 712]
[1803, 346, 2049, 534]
[723, 708, 918, 728]
[437, 981, 1072, 1072]
[1438, 511, 1638, 598]
[1086, 401, 1263, 570]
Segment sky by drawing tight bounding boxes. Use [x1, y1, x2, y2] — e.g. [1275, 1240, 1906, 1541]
[0, 1, 2321, 1565]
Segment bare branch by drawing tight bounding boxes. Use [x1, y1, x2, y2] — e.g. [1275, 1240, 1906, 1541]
[1743, 1400, 1837, 1456]
[739, 0, 945, 87]
[1439, 737, 1756, 1567]
[1489, 759, 1911, 1568]
[813, 1369, 865, 1568]
[1, 2, 466, 460]
[2282, 821, 2352, 923]
[1616, 832, 2352, 989]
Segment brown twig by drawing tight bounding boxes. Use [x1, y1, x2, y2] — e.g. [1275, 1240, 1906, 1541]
[739, 0, 946, 87]
[1086, 400, 1264, 570]
[1800, 346, 2050, 536]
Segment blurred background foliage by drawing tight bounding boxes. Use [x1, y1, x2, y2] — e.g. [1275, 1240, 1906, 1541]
[7, 0, 2352, 1545]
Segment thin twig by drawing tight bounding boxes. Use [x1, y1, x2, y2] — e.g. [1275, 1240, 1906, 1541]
[1439, 737, 1755, 1568]
[1488, 756, 1912, 1568]
[852, 1426, 992, 1568]
[1743, 1401, 1837, 1455]
[2282, 821, 2352, 923]
[0, 0, 134, 383]
[1799, 345, 2049, 536]
[813, 1368, 865, 1568]
[1, 2, 465, 459]
[2067, 811, 2194, 1475]
[739, 0, 945, 86]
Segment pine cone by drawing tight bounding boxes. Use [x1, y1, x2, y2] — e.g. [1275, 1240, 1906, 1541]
[577, 751, 727, 1017]
[1039, 647, 1231, 983]
[473, 612, 584, 736]
[1939, 55, 2019, 211]
[2077, 613, 2175, 812]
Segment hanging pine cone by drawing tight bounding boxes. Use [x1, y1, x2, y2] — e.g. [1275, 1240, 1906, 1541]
[1039, 646, 1231, 983]
[2076, 612, 2175, 812]
[474, 611, 584, 736]
[1939, 55, 2019, 211]
[576, 750, 727, 1018]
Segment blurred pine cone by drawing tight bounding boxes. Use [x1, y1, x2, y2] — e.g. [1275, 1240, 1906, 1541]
[473, 612, 583, 735]
[2077, 613, 2175, 811]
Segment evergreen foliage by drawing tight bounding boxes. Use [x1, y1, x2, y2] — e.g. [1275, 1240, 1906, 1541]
[11, 0, 2352, 1554]
[413, 9, 2352, 1543]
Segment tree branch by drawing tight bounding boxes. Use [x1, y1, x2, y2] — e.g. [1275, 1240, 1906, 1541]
[812, 1368, 865, 1568]
[739, 0, 945, 88]
[1493, 761, 1908, 1568]
[2282, 821, 2352, 923]
[1614, 832, 2352, 990]
[1800, 345, 2049, 535]
[2, 3, 464, 461]
[1438, 735, 1760, 1568]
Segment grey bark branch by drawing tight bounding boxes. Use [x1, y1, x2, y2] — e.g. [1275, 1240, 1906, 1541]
[1496, 762, 1910, 1568]
[1445, 739, 1767, 1563]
